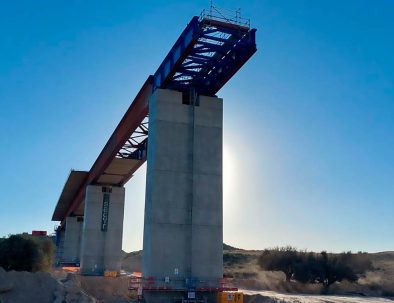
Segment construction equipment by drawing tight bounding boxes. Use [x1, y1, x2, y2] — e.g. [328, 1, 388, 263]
[217, 292, 243, 303]
[104, 270, 119, 278]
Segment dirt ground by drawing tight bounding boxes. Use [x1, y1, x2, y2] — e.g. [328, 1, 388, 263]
[243, 290, 394, 303]
[0, 266, 133, 303]
[76, 274, 131, 303]
[0, 267, 94, 303]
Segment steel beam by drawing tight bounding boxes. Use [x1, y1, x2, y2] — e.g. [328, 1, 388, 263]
[60, 76, 153, 226]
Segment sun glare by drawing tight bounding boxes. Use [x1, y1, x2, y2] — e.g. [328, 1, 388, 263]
[223, 144, 239, 216]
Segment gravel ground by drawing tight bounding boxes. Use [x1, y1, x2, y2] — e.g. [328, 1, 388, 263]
[243, 289, 394, 303]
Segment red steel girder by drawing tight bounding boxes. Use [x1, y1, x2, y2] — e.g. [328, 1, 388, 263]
[60, 76, 153, 226]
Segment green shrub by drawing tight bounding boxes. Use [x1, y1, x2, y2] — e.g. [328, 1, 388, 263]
[258, 247, 373, 289]
[0, 235, 39, 271]
[258, 246, 300, 281]
[0, 234, 55, 272]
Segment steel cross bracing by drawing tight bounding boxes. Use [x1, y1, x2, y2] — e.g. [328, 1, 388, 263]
[114, 16, 257, 177]
[116, 115, 148, 160]
[152, 16, 257, 96]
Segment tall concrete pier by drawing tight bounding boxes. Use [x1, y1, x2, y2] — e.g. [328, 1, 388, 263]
[55, 229, 65, 263]
[143, 89, 223, 302]
[80, 185, 125, 275]
[62, 216, 83, 263]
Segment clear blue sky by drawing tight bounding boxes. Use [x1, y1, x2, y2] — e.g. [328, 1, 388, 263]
[0, 1, 393, 253]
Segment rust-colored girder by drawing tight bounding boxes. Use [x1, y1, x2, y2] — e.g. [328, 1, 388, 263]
[60, 76, 153, 226]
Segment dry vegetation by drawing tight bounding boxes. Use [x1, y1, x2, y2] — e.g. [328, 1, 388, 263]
[120, 245, 394, 298]
[221, 244, 394, 298]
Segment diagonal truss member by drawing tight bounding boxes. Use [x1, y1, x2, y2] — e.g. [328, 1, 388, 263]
[117, 115, 148, 160]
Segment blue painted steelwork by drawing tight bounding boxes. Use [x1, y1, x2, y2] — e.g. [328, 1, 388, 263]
[53, 12, 258, 224]
[152, 16, 257, 96]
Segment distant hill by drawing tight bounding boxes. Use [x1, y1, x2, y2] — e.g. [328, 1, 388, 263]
[122, 250, 142, 273]
[223, 243, 241, 251]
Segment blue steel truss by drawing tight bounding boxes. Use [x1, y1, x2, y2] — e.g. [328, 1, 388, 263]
[116, 14, 256, 160]
[152, 16, 257, 96]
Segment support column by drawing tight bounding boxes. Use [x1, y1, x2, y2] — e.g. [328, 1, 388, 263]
[55, 228, 65, 265]
[142, 89, 223, 303]
[80, 185, 125, 275]
[62, 216, 83, 263]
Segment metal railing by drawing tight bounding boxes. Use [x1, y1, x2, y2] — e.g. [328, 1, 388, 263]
[129, 276, 238, 292]
[199, 3, 250, 29]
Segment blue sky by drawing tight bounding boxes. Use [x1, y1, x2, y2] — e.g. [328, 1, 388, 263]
[0, 1, 393, 253]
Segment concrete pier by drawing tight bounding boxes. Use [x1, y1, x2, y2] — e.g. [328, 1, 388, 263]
[142, 89, 223, 302]
[80, 185, 125, 275]
[62, 216, 83, 263]
[55, 229, 65, 264]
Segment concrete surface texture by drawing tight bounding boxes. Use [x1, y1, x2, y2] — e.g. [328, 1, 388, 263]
[142, 88, 223, 296]
[80, 185, 125, 275]
[56, 229, 65, 263]
[62, 216, 83, 263]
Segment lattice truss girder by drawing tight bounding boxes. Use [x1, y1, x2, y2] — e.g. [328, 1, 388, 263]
[116, 115, 148, 160]
[167, 19, 256, 94]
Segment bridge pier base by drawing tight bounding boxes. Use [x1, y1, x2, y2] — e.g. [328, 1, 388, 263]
[62, 216, 83, 263]
[80, 185, 125, 275]
[55, 228, 65, 264]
